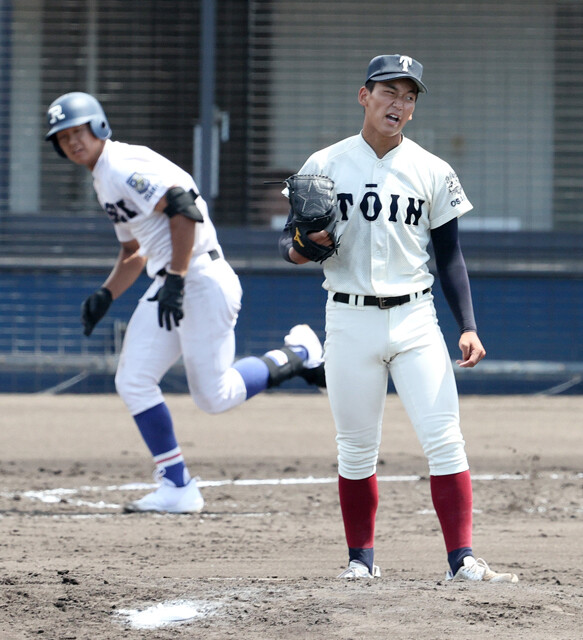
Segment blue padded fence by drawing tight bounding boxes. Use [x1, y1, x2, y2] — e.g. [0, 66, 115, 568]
[0, 267, 581, 394]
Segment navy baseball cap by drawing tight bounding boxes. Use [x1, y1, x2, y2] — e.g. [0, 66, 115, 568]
[365, 54, 427, 93]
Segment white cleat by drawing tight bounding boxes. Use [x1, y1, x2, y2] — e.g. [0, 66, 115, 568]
[446, 556, 519, 583]
[284, 324, 323, 369]
[284, 324, 327, 388]
[337, 560, 381, 579]
[124, 478, 204, 514]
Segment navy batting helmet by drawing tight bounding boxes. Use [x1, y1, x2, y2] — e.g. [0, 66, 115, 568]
[45, 92, 112, 157]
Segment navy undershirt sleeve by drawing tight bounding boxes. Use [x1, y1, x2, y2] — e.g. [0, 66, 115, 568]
[278, 210, 295, 263]
[430, 218, 478, 334]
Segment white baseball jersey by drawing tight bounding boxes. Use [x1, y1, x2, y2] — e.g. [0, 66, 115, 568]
[96, 139, 248, 417]
[92, 139, 219, 278]
[299, 133, 472, 296]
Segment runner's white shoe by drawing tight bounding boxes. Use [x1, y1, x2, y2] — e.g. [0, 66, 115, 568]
[124, 478, 204, 514]
[446, 556, 518, 583]
[284, 324, 327, 388]
[284, 324, 323, 369]
[337, 560, 381, 579]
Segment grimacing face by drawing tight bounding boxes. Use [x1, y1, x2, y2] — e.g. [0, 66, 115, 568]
[359, 78, 417, 145]
[55, 124, 105, 169]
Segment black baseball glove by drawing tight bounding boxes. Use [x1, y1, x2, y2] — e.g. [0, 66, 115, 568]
[285, 174, 338, 263]
[81, 287, 113, 337]
[148, 273, 185, 330]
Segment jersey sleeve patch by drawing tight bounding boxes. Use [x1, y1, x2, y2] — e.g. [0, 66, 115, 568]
[127, 172, 149, 193]
[126, 172, 159, 201]
[445, 171, 467, 207]
[445, 171, 462, 196]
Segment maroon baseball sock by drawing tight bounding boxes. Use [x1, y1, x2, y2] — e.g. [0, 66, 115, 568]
[338, 474, 378, 570]
[430, 470, 473, 558]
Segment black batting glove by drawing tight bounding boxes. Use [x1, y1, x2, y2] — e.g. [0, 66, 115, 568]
[148, 273, 185, 330]
[81, 287, 113, 337]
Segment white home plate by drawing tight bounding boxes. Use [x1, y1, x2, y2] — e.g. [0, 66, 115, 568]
[117, 599, 220, 629]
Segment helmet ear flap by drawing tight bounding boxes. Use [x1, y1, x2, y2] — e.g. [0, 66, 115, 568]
[89, 116, 112, 140]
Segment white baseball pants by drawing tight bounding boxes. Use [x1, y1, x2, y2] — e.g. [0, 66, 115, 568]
[324, 292, 469, 480]
[115, 252, 247, 416]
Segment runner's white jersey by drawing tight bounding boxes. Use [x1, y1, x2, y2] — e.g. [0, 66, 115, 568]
[299, 134, 473, 296]
[92, 140, 219, 278]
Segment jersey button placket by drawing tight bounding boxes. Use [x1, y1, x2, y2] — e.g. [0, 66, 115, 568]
[371, 166, 388, 291]
[371, 240, 386, 290]
[370, 193, 382, 286]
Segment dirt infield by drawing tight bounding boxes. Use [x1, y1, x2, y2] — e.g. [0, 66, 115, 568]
[0, 392, 581, 639]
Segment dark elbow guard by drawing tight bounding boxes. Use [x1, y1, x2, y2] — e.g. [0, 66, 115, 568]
[164, 187, 204, 222]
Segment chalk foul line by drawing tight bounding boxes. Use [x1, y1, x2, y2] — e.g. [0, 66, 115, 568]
[1, 472, 579, 512]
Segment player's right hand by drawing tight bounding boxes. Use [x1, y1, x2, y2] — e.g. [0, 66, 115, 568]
[147, 273, 185, 330]
[81, 287, 113, 337]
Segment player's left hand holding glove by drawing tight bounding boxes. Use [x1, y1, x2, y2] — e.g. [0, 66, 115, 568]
[285, 174, 339, 263]
[81, 287, 113, 337]
[148, 273, 185, 330]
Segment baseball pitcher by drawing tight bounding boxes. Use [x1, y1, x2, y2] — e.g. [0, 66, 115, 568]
[279, 56, 519, 583]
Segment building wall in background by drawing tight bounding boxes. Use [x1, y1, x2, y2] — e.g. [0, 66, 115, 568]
[250, 0, 555, 231]
[0, 1, 580, 232]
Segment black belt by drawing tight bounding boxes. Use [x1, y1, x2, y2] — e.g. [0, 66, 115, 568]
[157, 250, 220, 276]
[333, 288, 431, 309]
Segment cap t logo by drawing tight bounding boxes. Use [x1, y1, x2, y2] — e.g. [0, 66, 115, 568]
[399, 56, 413, 72]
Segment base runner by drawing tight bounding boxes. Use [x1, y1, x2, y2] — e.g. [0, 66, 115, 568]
[45, 91, 325, 514]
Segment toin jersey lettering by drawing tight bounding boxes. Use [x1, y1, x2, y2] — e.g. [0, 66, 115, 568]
[338, 190, 425, 225]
